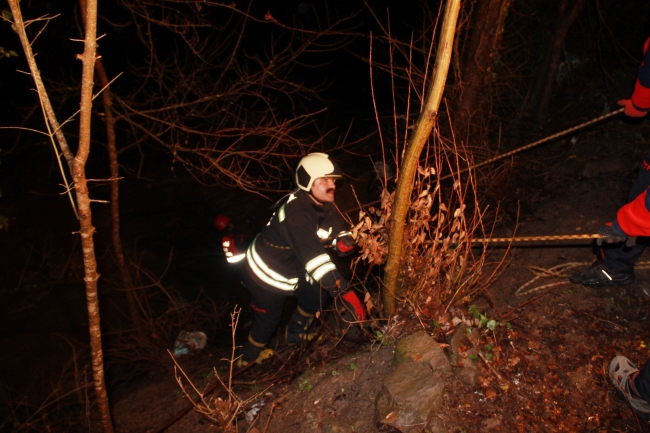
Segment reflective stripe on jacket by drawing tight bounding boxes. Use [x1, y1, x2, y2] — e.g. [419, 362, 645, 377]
[246, 236, 300, 290]
[244, 190, 349, 293]
[222, 233, 247, 263]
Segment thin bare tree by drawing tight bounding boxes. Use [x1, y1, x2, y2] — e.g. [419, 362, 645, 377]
[5, 1, 114, 431]
[79, 0, 143, 335]
[382, 0, 462, 316]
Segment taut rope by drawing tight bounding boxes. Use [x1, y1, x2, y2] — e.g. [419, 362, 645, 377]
[468, 233, 604, 244]
[440, 107, 625, 180]
[346, 108, 625, 214]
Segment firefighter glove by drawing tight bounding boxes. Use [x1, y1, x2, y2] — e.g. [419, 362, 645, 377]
[597, 221, 634, 246]
[334, 232, 356, 257]
[341, 290, 367, 321]
[618, 99, 648, 118]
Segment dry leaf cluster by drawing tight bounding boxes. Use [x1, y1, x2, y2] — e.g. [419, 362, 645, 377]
[353, 155, 493, 318]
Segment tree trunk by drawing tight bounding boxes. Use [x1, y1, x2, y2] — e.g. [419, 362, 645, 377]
[382, 0, 462, 317]
[72, 0, 115, 430]
[80, 0, 143, 335]
[530, 0, 586, 123]
[96, 60, 143, 334]
[5, 3, 78, 216]
[7, 1, 115, 431]
[455, 0, 511, 145]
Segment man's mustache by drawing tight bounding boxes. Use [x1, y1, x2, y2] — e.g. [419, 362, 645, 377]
[326, 187, 335, 193]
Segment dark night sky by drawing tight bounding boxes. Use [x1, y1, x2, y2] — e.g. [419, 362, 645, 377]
[0, 0, 649, 217]
[0, 1, 444, 125]
[2, 1, 647, 138]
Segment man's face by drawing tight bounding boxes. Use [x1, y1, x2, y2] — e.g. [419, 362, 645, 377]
[310, 177, 337, 203]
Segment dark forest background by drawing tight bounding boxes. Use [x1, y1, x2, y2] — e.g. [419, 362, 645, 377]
[1, 0, 650, 430]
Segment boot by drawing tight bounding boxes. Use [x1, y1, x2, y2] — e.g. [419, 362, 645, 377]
[569, 261, 634, 287]
[237, 335, 266, 367]
[285, 306, 316, 345]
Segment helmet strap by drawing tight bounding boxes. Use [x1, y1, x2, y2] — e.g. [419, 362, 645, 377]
[307, 189, 324, 206]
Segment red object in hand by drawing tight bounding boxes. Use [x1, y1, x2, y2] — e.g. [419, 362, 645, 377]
[618, 99, 648, 118]
[336, 238, 355, 253]
[341, 291, 367, 321]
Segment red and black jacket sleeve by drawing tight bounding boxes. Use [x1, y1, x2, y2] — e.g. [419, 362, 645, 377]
[615, 186, 650, 237]
[631, 37, 650, 112]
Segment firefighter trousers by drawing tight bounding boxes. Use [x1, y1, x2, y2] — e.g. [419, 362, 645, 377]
[242, 271, 330, 346]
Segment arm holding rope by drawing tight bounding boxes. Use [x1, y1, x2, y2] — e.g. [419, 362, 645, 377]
[619, 37, 650, 117]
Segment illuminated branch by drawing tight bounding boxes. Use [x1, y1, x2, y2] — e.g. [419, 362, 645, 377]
[114, 1, 357, 194]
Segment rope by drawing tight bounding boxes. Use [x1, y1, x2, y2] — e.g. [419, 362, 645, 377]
[515, 260, 650, 297]
[426, 233, 604, 245]
[440, 107, 624, 181]
[345, 108, 624, 214]
[515, 262, 588, 297]
[469, 233, 603, 244]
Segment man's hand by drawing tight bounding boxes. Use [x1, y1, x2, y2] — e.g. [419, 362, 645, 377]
[341, 290, 367, 321]
[334, 232, 356, 257]
[597, 223, 635, 246]
[618, 99, 648, 118]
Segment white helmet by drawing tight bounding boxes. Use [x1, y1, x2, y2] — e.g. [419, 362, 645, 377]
[295, 153, 342, 191]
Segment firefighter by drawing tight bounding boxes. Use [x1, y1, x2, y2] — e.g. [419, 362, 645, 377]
[567, 36, 650, 418]
[214, 214, 249, 265]
[238, 152, 367, 367]
[594, 184, 650, 418]
[570, 35, 650, 286]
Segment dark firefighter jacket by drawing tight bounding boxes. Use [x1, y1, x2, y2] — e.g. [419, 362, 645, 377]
[244, 189, 349, 295]
[615, 36, 650, 235]
[632, 37, 650, 112]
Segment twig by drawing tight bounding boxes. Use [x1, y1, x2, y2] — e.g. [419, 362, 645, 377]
[149, 308, 265, 433]
[572, 308, 627, 331]
[477, 351, 507, 384]
[261, 401, 277, 433]
[497, 288, 555, 321]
